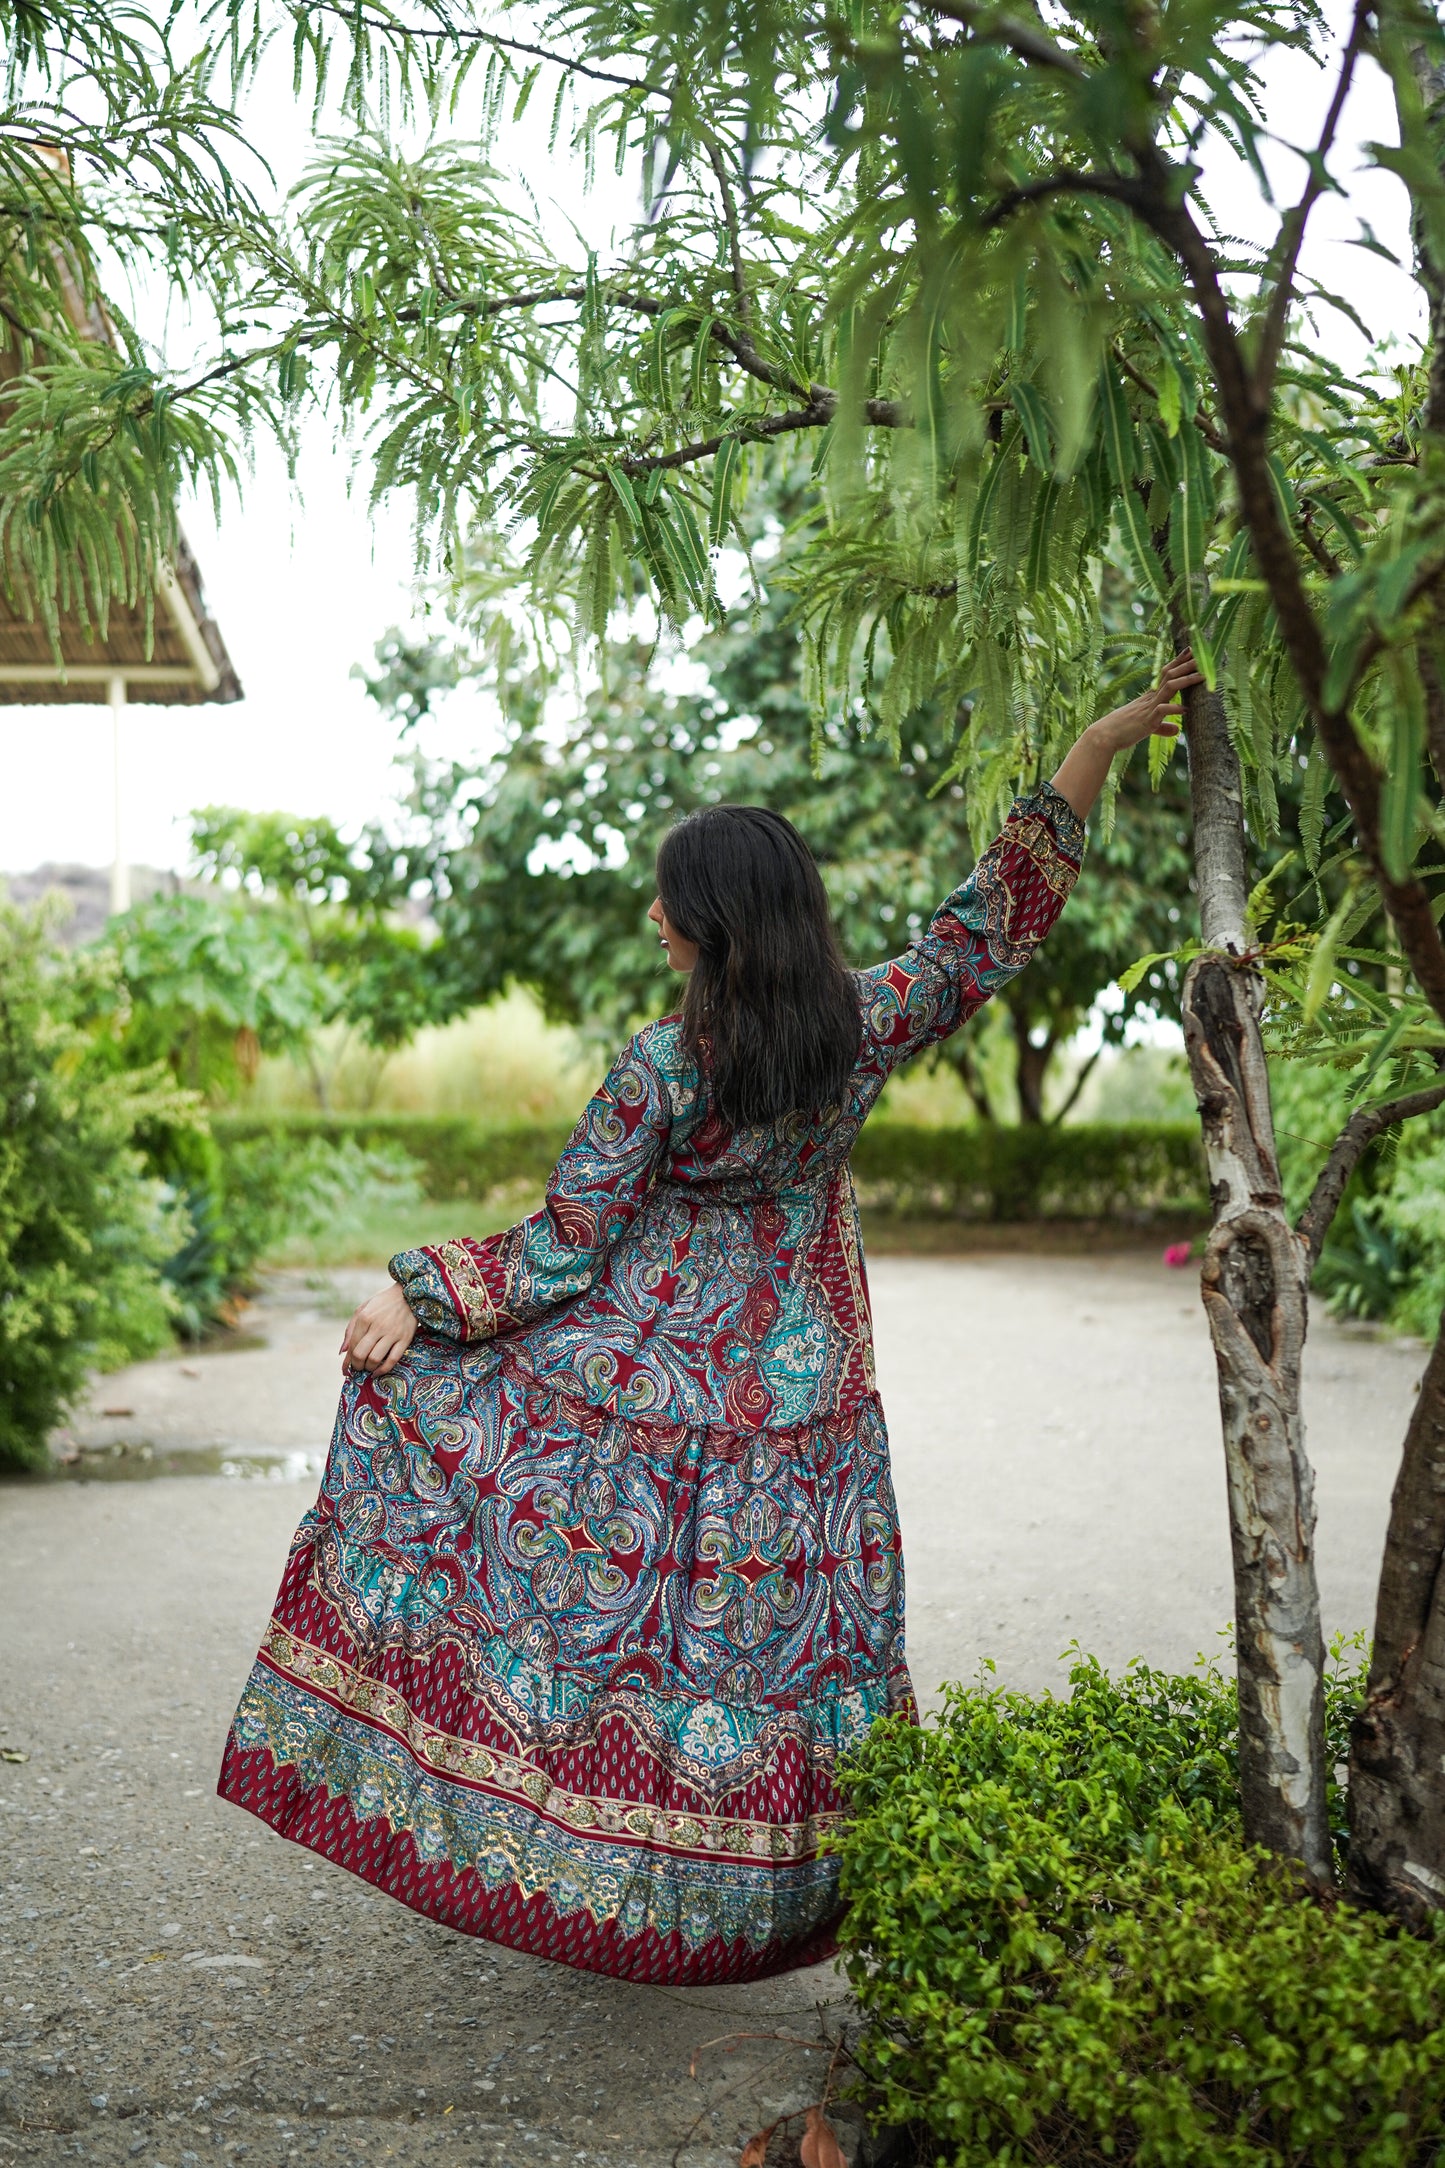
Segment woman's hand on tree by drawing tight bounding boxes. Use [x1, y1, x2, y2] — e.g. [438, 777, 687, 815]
[340, 1282, 417, 1376]
[1050, 650, 1206, 820]
[1090, 649, 1205, 753]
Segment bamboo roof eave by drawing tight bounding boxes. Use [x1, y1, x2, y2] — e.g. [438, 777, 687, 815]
[0, 158, 243, 710]
[0, 524, 244, 707]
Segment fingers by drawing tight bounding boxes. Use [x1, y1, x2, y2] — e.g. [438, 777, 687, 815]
[340, 1307, 415, 1376]
[1160, 650, 1205, 692]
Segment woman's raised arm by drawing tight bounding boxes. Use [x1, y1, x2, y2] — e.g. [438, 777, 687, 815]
[856, 654, 1201, 1075]
[1050, 650, 1202, 820]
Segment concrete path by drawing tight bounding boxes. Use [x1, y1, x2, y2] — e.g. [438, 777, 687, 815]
[0, 1254, 1427, 2167]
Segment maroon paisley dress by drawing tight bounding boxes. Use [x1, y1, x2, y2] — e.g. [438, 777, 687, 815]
[218, 783, 1085, 1982]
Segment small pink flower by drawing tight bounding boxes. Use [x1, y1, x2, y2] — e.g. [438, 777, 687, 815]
[1163, 1241, 1193, 1269]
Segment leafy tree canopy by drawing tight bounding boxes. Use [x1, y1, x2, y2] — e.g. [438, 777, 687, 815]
[6, 0, 1445, 1125]
[367, 494, 1196, 1118]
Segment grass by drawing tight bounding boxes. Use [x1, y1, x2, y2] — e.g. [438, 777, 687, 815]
[248, 988, 597, 1122]
[266, 1183, 538, 1270]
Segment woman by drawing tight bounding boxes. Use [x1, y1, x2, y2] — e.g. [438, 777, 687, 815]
[218, 656, 1198, 1985]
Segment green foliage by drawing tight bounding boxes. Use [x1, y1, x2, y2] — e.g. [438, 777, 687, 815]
[219, 1129, 426, 1269]
[7, 0, 1443, 1227]
[852, 1121, 1204, 1222]
[371, 482, 1194, 1118]
[211, 1109, 1204, 1227]
[0, 2, 267, 630]
[1268, 1057, 1445, 1334]
[1315, 1200, 1421, 1326]
[834, 1643, 1445, 2168]
[99, 889, 324, 1094]
[187, 807, 468, 1056]
[86, 812, 467, 1121]
[213, 1110, 609, 1204]
[0, 901, 190, 1470]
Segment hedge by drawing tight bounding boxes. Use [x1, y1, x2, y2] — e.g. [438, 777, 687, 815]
[213, 1113, 1207, 1224]
[852, 1119, 1205, 1221]
[832, 1649, 1445, 2167]
[213, 1112, 574, 1205]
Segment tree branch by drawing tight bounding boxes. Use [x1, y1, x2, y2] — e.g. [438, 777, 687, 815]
[1253, 0, 1373, 401]
[706, 139, 753, 334]
[1297, 1075, 1445, 1271]
[306, 1, 662, 92]
[1337, 552, 1445, 711]
[1048, 1043, 1103, 1125]
[1126, 142, 1445, 1024]
[168, 275, 826, 405]
[1297, 502, 1344, 580]
[924, 0, 1088, 78]
[1421, 620, 1445, 795]
[616, 390, 906, 475]
[0, 291, 76, 360]
[1114, 346, 1230, 455]
[980, 167, 1144, 230]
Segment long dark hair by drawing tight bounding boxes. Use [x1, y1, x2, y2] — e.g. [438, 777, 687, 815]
[655, 804, 861, 1129]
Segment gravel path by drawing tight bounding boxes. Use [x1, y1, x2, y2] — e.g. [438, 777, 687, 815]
[0, 1253, 1426, 2167]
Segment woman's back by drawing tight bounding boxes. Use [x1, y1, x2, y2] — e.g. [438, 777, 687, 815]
[390, 782, 1086, 1432]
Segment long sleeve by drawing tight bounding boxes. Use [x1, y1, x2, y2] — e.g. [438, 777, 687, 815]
[856, 780, 1085, 1073]
[388, 1032, 672, 1343]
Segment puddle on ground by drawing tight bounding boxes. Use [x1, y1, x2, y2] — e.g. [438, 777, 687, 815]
[44, 1442, 323, 1484]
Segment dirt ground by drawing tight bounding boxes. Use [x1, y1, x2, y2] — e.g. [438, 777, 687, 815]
[0, 1252, 1427, 2167]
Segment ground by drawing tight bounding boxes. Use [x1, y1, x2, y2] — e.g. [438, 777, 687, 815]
[0, 1252, 1426, 2168]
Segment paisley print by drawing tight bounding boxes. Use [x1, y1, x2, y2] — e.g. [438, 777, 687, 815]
[219, 784, 1085, 1982]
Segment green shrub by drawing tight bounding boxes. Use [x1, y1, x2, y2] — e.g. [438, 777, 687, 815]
[833, 1646, 1444, 2168]
[213, 1113, 1206, 1223]
[849, 1120, 1206, 1221]
[212, 1111, 571, 1205]
[1268, 1058, 1445, 1333]
[0, 904, 190, 1470]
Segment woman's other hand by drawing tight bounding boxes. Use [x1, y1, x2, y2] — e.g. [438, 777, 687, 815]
[340, 1282, 417, 1376]
[1050, 650, 1206, 819]
[1089, 649, 1205, 755]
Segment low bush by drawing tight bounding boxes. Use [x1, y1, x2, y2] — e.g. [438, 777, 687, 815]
[850, 1120, 1205, 1221]
[163, 1129, 429, 1327]
[833, 1646, 1445, 2167]
[213, 1112, 1206, 1223]
[212, 1111, 571, 1206]
[0, 904, 189, 1470]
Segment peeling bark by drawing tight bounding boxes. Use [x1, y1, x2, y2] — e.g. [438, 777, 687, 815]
[1183, 683, 1332, 1882]
[1347, 1318, 1445, 1924]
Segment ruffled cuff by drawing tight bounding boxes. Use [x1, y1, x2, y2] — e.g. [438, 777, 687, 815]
[1015, 779, 1087, 865]
[389, 1246, 466, 1341]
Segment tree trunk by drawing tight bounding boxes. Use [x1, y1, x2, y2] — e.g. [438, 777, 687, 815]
[1011, 1008, 1052, 1124]
[1338, 36, 1445, 1927]
[1182, 681, 1332, 1882]
[1347, 1316, 1445, 1920]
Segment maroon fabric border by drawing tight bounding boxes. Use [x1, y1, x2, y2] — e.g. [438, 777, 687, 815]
[216, 1739, 842, 1986]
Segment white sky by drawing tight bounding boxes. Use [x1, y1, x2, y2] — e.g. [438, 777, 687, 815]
[0, 13, 1425, 877]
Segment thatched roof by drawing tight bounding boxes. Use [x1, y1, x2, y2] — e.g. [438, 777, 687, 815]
[0, 527, 243, 706]
[0, 157, 242, 709]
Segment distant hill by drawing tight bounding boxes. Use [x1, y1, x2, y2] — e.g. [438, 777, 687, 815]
[2, 864, 190, 946]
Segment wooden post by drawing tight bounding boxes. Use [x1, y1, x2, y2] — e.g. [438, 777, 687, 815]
[109, 671, 130, 917]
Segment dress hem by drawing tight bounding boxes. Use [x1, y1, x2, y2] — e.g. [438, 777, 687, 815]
[216, 1739, 843, 1986]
